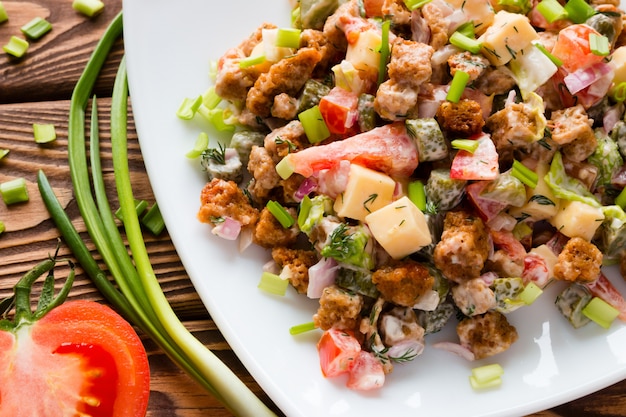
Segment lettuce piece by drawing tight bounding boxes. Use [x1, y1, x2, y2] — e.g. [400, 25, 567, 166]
[544, 151, 601, 207]
[480, 170, 527, 207]
[321, 223, 375, 270]
[588, 129, 624, 190]
[298, 194, 334, 235]
[598, 205, 626, 260]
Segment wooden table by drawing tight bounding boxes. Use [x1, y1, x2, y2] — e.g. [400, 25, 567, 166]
[0, 1, 625, 416]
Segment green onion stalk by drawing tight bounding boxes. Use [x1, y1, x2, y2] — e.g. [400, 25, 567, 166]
[37, 11, 276, 417]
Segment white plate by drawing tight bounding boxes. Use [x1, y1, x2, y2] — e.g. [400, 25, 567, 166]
[123, 2, 626, 416]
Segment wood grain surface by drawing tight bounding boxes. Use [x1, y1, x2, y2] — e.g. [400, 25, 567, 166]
[0, 1, 625, 416]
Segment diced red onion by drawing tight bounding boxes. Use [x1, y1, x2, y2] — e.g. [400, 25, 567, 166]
[563, 62, 613, 95]
[478, 271, 498, 286]
[211, 217, 241, 240]
[411, 9, 430, 44]
[294, 177, 318, 202]
[412, 290, 440, 311]
[447, 9, 468, 34]
[238, 226, 254, 253]
[432, 342, 475, 361]
[387, 339, 425, 361]
[487, 212, 517, 232]
[612, 166, 626, 188]
[604, 103, 624, 134]
[262, 259, 280, 274]
[307, 257, 339, 299]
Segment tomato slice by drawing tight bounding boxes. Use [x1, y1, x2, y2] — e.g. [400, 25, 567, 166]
[317, 328, 361, 377]
[0, 300, 150, 417]
[346, 351, 385, 390]
[319, 87, 359, 135]
[450, 134, 499, 181]
[551, 24, 604, 73]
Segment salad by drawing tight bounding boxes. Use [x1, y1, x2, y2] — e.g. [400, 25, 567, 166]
[189, 0, 626, 391]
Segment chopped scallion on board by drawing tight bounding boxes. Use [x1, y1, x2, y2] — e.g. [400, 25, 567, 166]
[115, 199, 148, 222]
[0, 178, 29, 205]
[0, 220, 5, 234]
[72, 0, 104, 17]
[33, 123, 57, 144]
[141, 203, 165, 235]
[0, 149, 8, 160]
[0, 2, 8, 23]
[3, 36, 28, 58]
[21, 17, 52, 40]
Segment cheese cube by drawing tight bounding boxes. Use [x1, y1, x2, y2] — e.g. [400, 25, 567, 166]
[530, 244, 559, 282]
[334, 164, 396, 222]
[365, 196, 432, 259]
[610, 46, 626, 88]
[549, 200, 604, 241]
[508, 162, 559, 221]
[446, 0, 495, 35]
[346, 29, 383, 74]
[479, 11, 538, 66]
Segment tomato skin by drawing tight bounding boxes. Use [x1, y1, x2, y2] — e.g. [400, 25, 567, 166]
[317, 328, 361, 377]
[346, 351, 385, 390]
[551, 24, 604, 73]
[450, 134, 499, 181]
[0, 300, 150, 417]
[319, 87, 359, 135]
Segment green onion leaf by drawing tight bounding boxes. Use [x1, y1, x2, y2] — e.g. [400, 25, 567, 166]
[563, 0, 595, 24]
[449, 31, 482, 54]
[239, 54, 266, 69]
[258, 272, 289, 296]
[446, 70, 469, 103]
[0, 178, 29, 205]
[512, 159, 538, 189]
[407, 180, 426, 211]
[141, 203, 165, 235]
[520, 282, 543, 305]
[589, 33, 610, 56]
[297, 195, 312, 229]
[266, 200, 295, 228]
[0, 2, 8, 23]
[378, 19, 391, 85]
[176, 95, 203, 120]
[3, 36, 28, 58]
[582, 297, 620, 329]
[72, 0, 104, 17]
[202, 86, 222, 110]
[289, 321, 317, 335]
[276, 27, 301, 49]
[298, 105, 330, 143]
[0, 149, 9, 160]
[533, 41, 563, 67]
[0, 220, 4, 234]
[33, 123, 57, 144]
[115, 199, 148, 222]
[186, 132, 210, 159]
[536, 0, 567, 23]
[21, 17, 52, 40]
[615, 186, 626, 209]
[456, 21, 476, 39]
[451, 139, 480, 153]
[403, 0, 432, 10]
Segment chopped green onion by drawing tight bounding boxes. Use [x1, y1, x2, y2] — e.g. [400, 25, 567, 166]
[291, 6, 301, 27]
[403, 0, 432, 10]
[200, 107, 236, 132]
[533, 41, 563, 67]
[186, 132, 210, 159]
[0, 178, 29, 205]
[266, 200, 295, 228]
[377, 19, 391, 85]
[615, 186, 626, 209]
[298, 105, 330, 143]
[115, 199, 148, 222]
[276, 27, 301, 49]
[536, 0, 567, 23]
[611, 82, 626, 102]
[258, 271, 289, 296]
[239, 54, 266, 69]
[202, 86, 222, 110]
[446, 70, 469, 103]
[176, 95, 203, 120]
[582, 297, 620, 329]
[451, 139, 479, 153]
[289, 321, 317, 335]
[208, 60, 218, 81]
[0, 220, 4, 234]
[564, 0, 595, 24]
[520, 282, 543, 305]
[72, 0, 104, 17]
[21, 17, 52, 40]
[470, 363, 504, 389]
[456, 21, 476, 39]
[141, 203, 165, 235]
[276, 156, 295, 179]
[512, 159, 538, 189]
[297, 195, 312, 229]
[0, 149, 9, 160]
[407, 180, 426, 211]
[3, 36, 28, 58]
[33, 123, 57, 144]
[589, 33, 610, 56]
[0, 2, 8, 23]
[449, 31, 482, 54]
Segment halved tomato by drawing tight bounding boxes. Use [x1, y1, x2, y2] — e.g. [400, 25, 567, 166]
[0, 300, 150, 417]
[551, 24, 604, 73]
[317, 328, 361, 377]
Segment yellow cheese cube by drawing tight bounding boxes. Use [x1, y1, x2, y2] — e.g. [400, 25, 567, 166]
[549, 200, 604, 241]
[365, 196, 432, 259]
[346, 29, 383, 74]
[530, 244, 559, 282]
[479, 10, 538, 66]
[334, 164, 396, 222]
[508, 162, 559, 222]
[610, 46, 626, 96]
[446, 0, 495, 35]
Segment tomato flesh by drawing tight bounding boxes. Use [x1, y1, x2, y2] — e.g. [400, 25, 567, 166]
[317, 328, 361, 377]
[0, 300, 150, 417]
[450, 134, 499, 181]
[319, 87, 359, 135]
[551, 24, 604, 73]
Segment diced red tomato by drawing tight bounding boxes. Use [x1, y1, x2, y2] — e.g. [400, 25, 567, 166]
[522, 252, 552, 288]
[338, 15, 378, 44]
[0, 300, 150, 417]
[285, 122, 418, 178]
[363, 0, 385, 17]
[551, 24, 605, 73]
[466, 181, 508, 222]
[319, 87, 359, 135]
[450, 134, 499, 181]
[346, 351, 385, 390]
[552, 66, 610, 109]
[317, 328, 361, 377]
[585, 273, 626, 322]
[490, 229, 527, 264]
